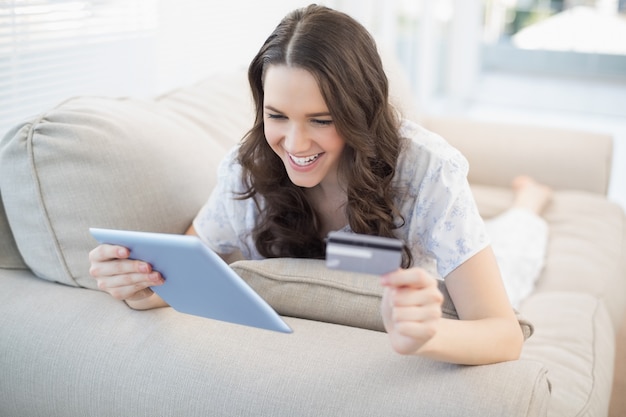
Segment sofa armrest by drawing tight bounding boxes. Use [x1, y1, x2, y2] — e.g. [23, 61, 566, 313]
[420, 116, 613, 195]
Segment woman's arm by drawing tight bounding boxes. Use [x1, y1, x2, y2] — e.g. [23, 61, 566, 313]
[381, 246, 524, 365]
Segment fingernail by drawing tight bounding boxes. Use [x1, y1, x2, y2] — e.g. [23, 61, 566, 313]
[149, 272, 161, 282]
[139, 263, 149, 273]
[117, 248, 127, 257]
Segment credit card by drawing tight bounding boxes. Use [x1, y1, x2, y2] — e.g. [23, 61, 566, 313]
[325, 231, 403, 275]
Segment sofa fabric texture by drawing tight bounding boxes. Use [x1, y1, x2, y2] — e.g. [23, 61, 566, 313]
[0, 195, 26, 269]
[0, 67, 624, 417]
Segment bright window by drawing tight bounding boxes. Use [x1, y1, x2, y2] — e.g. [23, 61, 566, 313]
[482, 0, 626, 79]
[0, 0, 158, 135]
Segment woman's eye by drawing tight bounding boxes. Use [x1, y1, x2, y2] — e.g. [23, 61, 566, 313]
[266, 113, 286, 120]
[312, 119, 333, 126]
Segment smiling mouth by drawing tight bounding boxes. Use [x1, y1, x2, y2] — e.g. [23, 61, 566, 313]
[289, 153, 323, 167]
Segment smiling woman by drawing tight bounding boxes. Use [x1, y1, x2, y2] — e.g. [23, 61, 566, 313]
[238, 5, 405, 265]
[88, 4, 544, 366]
[81, 4, 529, 365]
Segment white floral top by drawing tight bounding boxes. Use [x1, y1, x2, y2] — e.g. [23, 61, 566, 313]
[193, 119, 489, 279]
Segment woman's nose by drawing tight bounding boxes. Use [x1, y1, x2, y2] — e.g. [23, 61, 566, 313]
[283, 124, 309, 153]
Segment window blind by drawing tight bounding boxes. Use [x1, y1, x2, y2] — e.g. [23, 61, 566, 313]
[0, 0, 158, 136]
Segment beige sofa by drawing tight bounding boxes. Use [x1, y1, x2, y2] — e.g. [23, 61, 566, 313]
[0, 66, 624, 417]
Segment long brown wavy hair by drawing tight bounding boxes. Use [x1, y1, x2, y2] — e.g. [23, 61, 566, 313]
[238, 4, 412, 267]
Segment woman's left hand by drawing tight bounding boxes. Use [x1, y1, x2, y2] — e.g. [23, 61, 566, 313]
[380, 267, 444, 355]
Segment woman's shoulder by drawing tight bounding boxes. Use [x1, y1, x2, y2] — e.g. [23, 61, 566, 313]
[218, 145, 241, 170]
[398, 119, 465, 161]
[396, 119, 468, 176]
[216, 145, 246, 186]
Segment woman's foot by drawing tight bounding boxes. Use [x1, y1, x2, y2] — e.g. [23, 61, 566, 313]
[511, 176, 552, 215]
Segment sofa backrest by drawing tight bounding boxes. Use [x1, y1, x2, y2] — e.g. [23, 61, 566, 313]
[421, 117, 614, 195]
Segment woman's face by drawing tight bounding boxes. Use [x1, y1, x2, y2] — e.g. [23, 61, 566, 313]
[263, 65, 345, 189]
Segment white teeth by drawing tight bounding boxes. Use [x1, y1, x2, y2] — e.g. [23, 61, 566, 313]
[289, 153, 321, 166]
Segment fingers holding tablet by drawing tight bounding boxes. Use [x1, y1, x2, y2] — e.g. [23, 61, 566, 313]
[88, 243, 164, 301]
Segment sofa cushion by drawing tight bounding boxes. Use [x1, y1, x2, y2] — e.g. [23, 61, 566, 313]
[0, 192, 27, 269]
[231, 258, 533, 339]
[0, 94, 234, 288]
[423, 117, 613, 195]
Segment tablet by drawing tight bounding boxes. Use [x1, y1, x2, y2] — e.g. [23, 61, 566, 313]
[89, 228, 292, 334]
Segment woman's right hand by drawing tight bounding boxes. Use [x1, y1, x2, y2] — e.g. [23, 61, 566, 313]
[88, 244, 165, 304]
